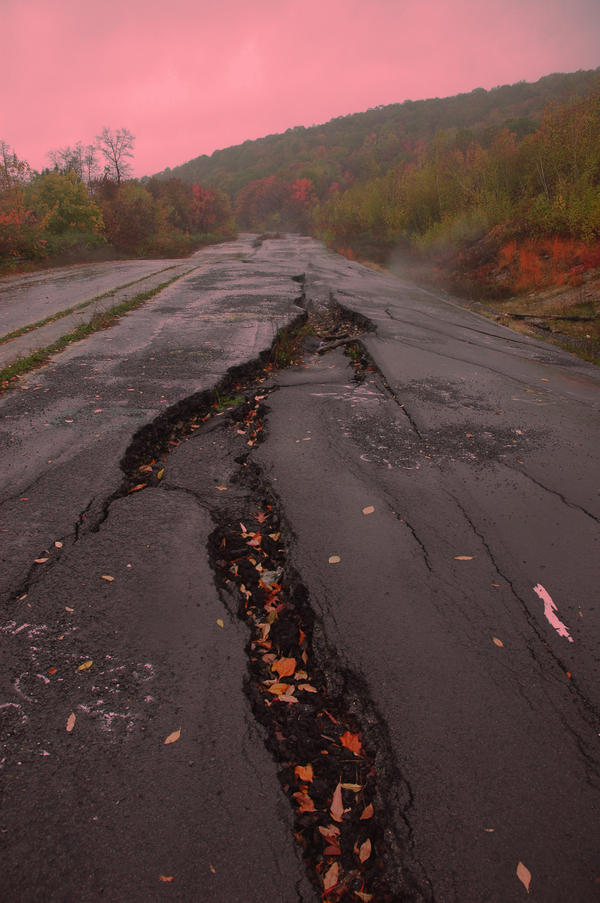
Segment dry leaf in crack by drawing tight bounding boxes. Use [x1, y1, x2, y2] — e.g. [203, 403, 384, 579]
[157, 468, 165, 480]
[272, 657, 296, 678]
[355, 893, 373, 902]
[362, 506, 375, 515]
[269, 532, 281, 541]
[298, 683, 318, 693]
[318, 824, 340, 842]
[358, 838, 372, 862]
[77, 660, 93, 671]
[216, 619, 224, 628]
[492, 637, 504, 647]
[35, 557, 49, 564]
[517, 861, 532, 893]
[128, 483, 146, 493]
[159, 875, 174, 883]
[266, 683, 290, 696]
[323, 861, 339, 892]
[293, 790, 316, 812]
[164, 728, 181, 745]
[328, 555, 341, 564]
[340, 730, 362, 756]
[341, 782, 363, 792]
[66, 712, 76, 732]
[54, 541, 63, 548]
[454, 556, 474, 561]
[324, 843, 341, 856]
[215, 486, 228, 491]
[294, 763, 314, 782]
[360, 803, 374, 820]
[256, 512, 267, 523]
[330, 782, 344, 822]
[101, 575, 115, 582]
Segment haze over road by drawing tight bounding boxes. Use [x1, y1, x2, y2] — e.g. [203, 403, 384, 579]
[1, 235, 599, 902]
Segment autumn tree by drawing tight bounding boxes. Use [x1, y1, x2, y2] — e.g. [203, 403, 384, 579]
[47, 142, 99, 184]
[96, 127, 135, 184]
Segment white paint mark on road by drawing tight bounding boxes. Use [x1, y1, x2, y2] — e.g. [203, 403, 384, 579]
[533, 584, 574, 643]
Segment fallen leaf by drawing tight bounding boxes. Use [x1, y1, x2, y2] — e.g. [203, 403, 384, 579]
[484, 828, 495, 833]
[164, 728, 181, 745]
[157, 468, 165, 480]
[35, 557, 49, 564]
[293, 790, 316, 812]
[360, 803, 374, 820]
[454, 556, 474, 561]
[358, 838, 372, 862]
[295, 763, 314, 782]
[272, 657, 296, 678]
[216, 618, 224, 628]
[54, 541, 63, 549]
[269, 532, 281, 541]
[77, 659, 93, 671]
[341, 782, 363, 792]
[209, 864, 216, 874]
[65, 606, 75, 612]
[298, 683, 318, 693]
[138, 464, 154, 473]
[66, 712, 76, 732]
[159, 875, 174, 883]
[328, 555, 341, 564]
[128, 483, 146, 493]
[318, 824, 340, 841]
[215, 485, 228, 491]
[340, 730, 362, 756]
[324, 843, 341, 855]
[517, 861, 532, 893]
[267, 683, 291, 696]
[101, 575, 114, 582]
[330, 782, 344, 822]
[323, 861, 339, 892]
[362, 505, 375, 515]
[256, 512, 267, 523]
[48, 667, 57, 675]
[492, 637, 504, 647]
[355, 893, 373, 902]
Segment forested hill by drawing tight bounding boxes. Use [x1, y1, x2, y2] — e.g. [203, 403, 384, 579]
[155, 69, 599, 193]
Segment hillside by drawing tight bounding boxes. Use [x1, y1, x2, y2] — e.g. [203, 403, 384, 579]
[156, 69, 599, 196]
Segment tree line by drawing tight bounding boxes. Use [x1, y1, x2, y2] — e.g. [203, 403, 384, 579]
[0, 128, 235, 270]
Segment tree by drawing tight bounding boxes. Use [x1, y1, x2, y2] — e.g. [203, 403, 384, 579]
[26, 170, 104, 235]
[47, 142, 99, 184]
[96, 127, 135, 184]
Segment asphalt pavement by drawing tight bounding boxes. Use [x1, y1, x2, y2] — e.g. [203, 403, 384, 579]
[1, 235, 599, 902]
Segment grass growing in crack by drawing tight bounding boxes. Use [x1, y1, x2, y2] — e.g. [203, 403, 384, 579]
[0, 272, 190, 392]
[213, 391, 245, 412]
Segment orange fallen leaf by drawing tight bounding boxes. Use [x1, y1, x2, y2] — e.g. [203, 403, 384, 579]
[164, 728, 181, 745]
[256, 512, 267, 523]
[360, 803, 374, 820]
[272, 657, 296, 678]
[269, 532, 281, 541]
[54, 541, 63, 549]
[138, 464, 153, 473]
[34, 557, 49, 564]
[355, 893, 373, 902]
[362, 505, 375, 515]
[216, 619, 224, 628]
[267, 683, 291, 696]
[340, 730, 362, 756]
[66, 712, 76, 732]
[454, 555, 474, 561]
[295, 763, 314, 782]
[341, 782, 363, 792]
[323, 861, 339, 892]
[293, 790, 316, 812]
[77, 660, 93, 671]
[492, 637, 504, 647]
[157, 468, 165, 480]
[159, 875, 174, 883]
[328, 555, 341, 564]
[128, 483, 146, 493]
[330, 782, 344, 822]
[48, 667, 57, 675]
[298, 683, 318, 693]
[318, 824, 340, 841]
[517, 861, 531, 893]
[209, 864, 216, 874]
[358, 838, 372, 862]
[215, 485, 228, 491]
[324, 843, 341, 855]
[101, 575, 114, 582]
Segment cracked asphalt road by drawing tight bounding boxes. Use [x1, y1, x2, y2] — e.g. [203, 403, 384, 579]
[1, 235, 599, 901]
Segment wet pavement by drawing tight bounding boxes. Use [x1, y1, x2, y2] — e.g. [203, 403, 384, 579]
[1, 235, 599, 901]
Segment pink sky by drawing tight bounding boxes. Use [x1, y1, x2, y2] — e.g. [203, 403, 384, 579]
[1, 0, 599, 177]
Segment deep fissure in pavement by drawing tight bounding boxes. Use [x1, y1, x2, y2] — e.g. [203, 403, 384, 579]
[108, 305, 431, 902]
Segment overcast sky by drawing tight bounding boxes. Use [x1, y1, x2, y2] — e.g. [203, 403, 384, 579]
[1, 0, 599, 177]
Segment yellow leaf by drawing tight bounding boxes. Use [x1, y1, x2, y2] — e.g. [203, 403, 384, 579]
[323, 861, 339, 892]
[356, 893, 373, 902]
[164, 728, 181, 745]
[77, 660, 93, 671]
[454, 556, 474, 561]
[66, 712, 76, 733]
[216, 618, 224, 628]
[492, 637, 504, 647]
[362, 505, 375, 515]
[358, 837, 372, 862]
[328, 555, 341, 564]
[101, 575, 114, 582]
[294, 763, 314, 782]
[269, 532, 281, 541]
[157, 468, 165, 480]
[341, 782, 363, 792]
[517, 861, 532, 893]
